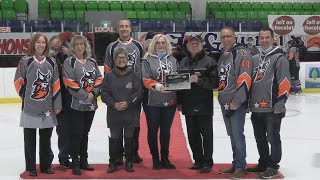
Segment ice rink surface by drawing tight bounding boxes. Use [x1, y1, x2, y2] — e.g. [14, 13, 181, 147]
[0, 93, 319, 180]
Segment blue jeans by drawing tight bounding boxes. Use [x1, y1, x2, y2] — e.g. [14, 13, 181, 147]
[221, 104, 247, 169]
[251, 112, 282, 170]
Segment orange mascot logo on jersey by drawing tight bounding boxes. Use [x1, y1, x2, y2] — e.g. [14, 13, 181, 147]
[31, 69, 51, 100]
[81, 67, 96, 93]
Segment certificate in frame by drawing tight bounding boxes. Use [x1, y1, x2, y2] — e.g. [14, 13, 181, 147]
[164, 73, 191, 90]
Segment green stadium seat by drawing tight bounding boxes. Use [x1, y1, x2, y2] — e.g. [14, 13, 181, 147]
[1, 0, 14, 9]
[290, 11, 301, 15]
[272, 2, 283, 11]
[282, 3, 293, 11]
[98, 1, 110, 11]
[313, 3, 320, 11]
[179, 2, 191, 14]
[75, 11, 84, 23]
[63, 10, 76, 20]
[247, 11, 258, 20]
[300, 11, 312, 15]
[220, 2, 231, 11]
[278, 11, 289, 15]
[225, 11, 237, 20]
[257, 11, 268, 19]
[208, 2, 220, 11]
[231, 2, 241, 11]
[137, 11, 149, 19]
[252, 2, 262, 10]
[214, 11, 225, 20]
[125, 11, 137, 19]
[269, 11, 278, 15]
[161, 11, 174, 20]
[262, 2, 272, 11]
[122, 1, 133, 11]
[292, 3, 302, 11]
[173, 11, 186, 19]
[236, 11, 248, 20]
[145, 2, 156, 11]
[261, 19, 268, 27]
[74, 1, 86, 12]
[50, 0, 62, 11]
[241, 2, 251, 11]
[303, 3, 313, 11]
[86, 1, 98, 11]
[167, 2, 179, 11]
[312, 11, 320, 15]
[51, 10, 63, 20]
[62, 1, 74, 11]
[0, 10, 3, 21]
[133, 1, 144, 11]
[3, 9, 16, 20]
[14, 0, 28, 14]
[156, 1, 167, 11]
[149, 11, 161, 19]
[110, 1, 121, 11]
[38, 0, 49, 17]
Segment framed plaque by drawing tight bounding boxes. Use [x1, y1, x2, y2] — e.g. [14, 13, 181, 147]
[164, 73, 191, 90]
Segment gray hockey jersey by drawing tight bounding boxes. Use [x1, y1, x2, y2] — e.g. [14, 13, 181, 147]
[217, 44, 252, 109]
[14, 55, 62, 117]
[142, 55, 179, 107]
[104, 37, 144, 78]
[63, 57, 102, 111]
[249, 47, 291, 113]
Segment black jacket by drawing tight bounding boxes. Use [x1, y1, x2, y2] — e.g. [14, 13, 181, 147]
[178, 49, 218, 116]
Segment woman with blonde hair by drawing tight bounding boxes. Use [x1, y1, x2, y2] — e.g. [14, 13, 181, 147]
[63, 35, 102, 175]
[142, 34, 179, 170]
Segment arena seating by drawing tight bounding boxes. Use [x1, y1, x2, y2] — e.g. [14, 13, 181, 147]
[1, 1, 320, 33]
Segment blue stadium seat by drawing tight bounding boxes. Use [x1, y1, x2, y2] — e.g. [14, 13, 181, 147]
[209, 20, 225, 31]
[252, 20, 262, 31]
[130, 19, 140, 32]
[225, 20, 239, 32]
[174, 20, 188, 32]
[154, 20, 173, 32]
[187, 20, 207, 32]
[239, 20, 253, 32]
[140, 20, 154, 32]
[4, 20, 30, 32]
[30, 20, 43, 32]
[63, 20, 80, 32]
[51, 20, 63, 32]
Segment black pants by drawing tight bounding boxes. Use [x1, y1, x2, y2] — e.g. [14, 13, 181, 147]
[56, 111, 70, 161]
[251, 112, 283, 170]
[185, 115, 214, 167]
[144, 105, 176, 157]
[65, 107, 95, 162]
[24, 128, 53, 171]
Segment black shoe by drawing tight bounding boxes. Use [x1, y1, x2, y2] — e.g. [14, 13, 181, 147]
[200, 165, 212, 174]
[152, 158, 162, 170]
[59, 159, 72, 168]
[72, 166, 81, 175]
[125, 161, 134, 172]
[260, 168, 278, 179]
[107, 163, 117, 173]
[116, 158, 124, 165]
[246, 165, 266, 173]
[161, 158, 176, 169]
[133, 154, 143, 163]
[189, 163, 202, 170]
[40, 168, 54, 174]
[29, 170, 37, 176]
[80, 163, 95, 171]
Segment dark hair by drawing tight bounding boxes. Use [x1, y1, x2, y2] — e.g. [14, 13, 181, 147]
[29, 33, 49, 56]
[259, 27, 274, 38]
[220, 26, 235, 34]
